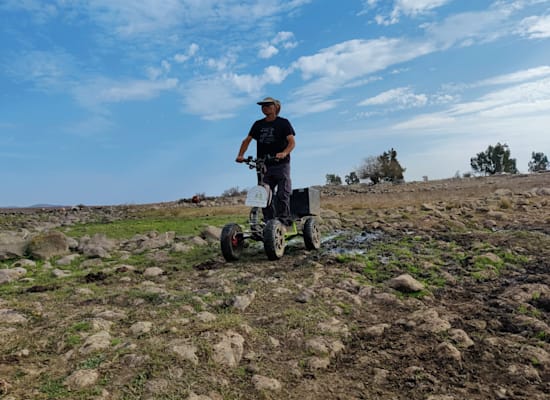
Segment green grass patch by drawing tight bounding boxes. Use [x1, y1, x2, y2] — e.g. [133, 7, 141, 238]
[63, 214, 247, 240]
[39, 376, 70, 398]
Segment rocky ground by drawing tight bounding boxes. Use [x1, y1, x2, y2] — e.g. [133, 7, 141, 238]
[1, 173, 549, 400]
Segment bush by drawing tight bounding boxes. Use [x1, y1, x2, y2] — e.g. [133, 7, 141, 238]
[345, 172, 360, 185]
[528, 151, 549, 172]
[221, 187, 246, 197]
[470, 142, 518, 175]
[325, 174, 342, 185]
[357, 148, 405, 184]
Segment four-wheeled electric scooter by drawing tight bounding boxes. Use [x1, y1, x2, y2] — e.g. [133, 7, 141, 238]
[221, 156, 321, 261]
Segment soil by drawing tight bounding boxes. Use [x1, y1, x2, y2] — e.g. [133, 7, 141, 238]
[1, 173, 549, 400]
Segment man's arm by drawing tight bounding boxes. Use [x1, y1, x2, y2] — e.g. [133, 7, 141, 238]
[276, 134, 295, 159]
[236, 135, 253, 162]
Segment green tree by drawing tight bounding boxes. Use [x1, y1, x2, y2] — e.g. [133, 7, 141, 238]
[325, 174, 342, 185]
[470, 142, 518, 175]
[358, 148, 406, 184]
[528, 151, 549, 172]
[345, 171, 360, 185]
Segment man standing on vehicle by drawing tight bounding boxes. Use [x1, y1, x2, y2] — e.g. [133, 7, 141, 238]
[236, 97, 296, 227]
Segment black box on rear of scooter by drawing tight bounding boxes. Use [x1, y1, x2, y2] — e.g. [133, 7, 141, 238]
[290, 187, 320, 217]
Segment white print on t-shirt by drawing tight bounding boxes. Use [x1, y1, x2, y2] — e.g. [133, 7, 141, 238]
[259, 126, 275, 144]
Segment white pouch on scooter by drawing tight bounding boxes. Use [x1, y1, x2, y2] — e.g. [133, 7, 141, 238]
[245, 184, 271, 208]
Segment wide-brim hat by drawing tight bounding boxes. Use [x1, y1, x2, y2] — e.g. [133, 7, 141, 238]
[257, 97, 280, 106]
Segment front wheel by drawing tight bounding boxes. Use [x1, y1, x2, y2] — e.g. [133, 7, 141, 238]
[303, 217, 321, 250]
[263, 219, 286, 260]
[221, 223, 244, 261]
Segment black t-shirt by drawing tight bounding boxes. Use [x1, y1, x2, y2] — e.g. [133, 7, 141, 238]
[249, 117, 296, 164]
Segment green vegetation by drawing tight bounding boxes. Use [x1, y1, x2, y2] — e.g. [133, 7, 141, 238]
[357, 148, 406, 184]
[63, 214, 246, 240]
[470, 142, 518, 175]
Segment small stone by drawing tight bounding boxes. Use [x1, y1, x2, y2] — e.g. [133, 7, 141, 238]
[196, 311, 217, 323]
[172, 344, 199, 365]
[130, 321, 153, 335]
[0, 309, 28, 324]
[212, 331, 244, 368]
[364, 323, 390, 338]
[449, 329, 474, 348]
[306, 356, 330, 369]
[295, 288, 315, 303]
[79, 331, 111, 355]
[232, 291, 256, 311]
[389, 274, 424, 293]
[143, 267, 164, 277]
[436, 342, 461, 362]
[251, 375, 282, 391]
[64, 369, 99, 389]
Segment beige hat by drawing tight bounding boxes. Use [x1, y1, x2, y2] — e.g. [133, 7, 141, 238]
[257, 97, 280, 106]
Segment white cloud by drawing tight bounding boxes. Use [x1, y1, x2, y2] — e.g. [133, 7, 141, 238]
[448, 77, 550, 117]
[5, 49, 75, 90]
[394, 0, 450, 17]
[83, 1, 311, 37]
[273, 31, 298, 48]
[74, 77, 178, 108]
[259, 44, 279, 59]
[422, 6, 515, 49]
[258, 31, 297, 59]
[146, 60, 171, 80]
[3, 1, 311, 38]
[392, 75, 550, 131]
[359, 87, 428, 108]
[519, 14, 550, 38]
[368, 0, 451, 25]
[181, 65, 291, 119]
[174, 43, 200, 63]
[476, 65, 550, 86]
[289, 38, 434, 111]
[293, 38, 433, 81]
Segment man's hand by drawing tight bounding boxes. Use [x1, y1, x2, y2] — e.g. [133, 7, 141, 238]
[275, 152, 287, 159]
[236, 155, 245, 163]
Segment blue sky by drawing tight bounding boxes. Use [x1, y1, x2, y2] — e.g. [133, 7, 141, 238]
[1, 0, 550, 207]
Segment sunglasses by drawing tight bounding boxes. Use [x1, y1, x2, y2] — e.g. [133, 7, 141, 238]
[260, 103, 274, 107]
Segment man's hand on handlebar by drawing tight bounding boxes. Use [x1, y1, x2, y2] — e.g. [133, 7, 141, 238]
[275, 152, 287, 159]
[236, 155, 245, 163]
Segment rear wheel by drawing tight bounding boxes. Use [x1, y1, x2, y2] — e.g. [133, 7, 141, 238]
[221, 223, 244, 261]
[303, 217, 321, 250]
[263, 219, 285, 260]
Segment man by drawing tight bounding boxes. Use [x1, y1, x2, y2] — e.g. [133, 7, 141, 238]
[236, 97, 296, 227]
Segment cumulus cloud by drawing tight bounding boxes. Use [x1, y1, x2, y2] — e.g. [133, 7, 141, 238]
[181, 65, 291, 119]
[293, 38, 433, 81]
[288, 38, 434, 113]
[259, 44, 279, 59]
[519, 14, 550, 38]
[258, 31, 297, 59]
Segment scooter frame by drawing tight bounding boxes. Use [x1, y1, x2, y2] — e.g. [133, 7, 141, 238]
[221, 156, 321, 261]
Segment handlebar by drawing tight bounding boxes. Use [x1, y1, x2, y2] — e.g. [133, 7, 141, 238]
[242, 155, 279, 170]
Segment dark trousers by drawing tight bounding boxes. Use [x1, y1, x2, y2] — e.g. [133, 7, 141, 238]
[262, 163, 292, 225]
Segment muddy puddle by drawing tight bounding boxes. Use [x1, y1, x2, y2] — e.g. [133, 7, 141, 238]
[320, 230, 382, 255]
